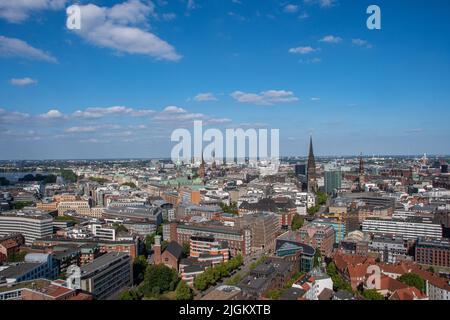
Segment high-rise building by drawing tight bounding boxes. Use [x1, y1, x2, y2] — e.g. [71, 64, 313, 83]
[307, 136, 317, 193]
[324, 170, 342, 195]
[294, 163, 306, 176]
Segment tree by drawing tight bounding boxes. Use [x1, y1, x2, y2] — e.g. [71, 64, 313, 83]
[326, 262, 352, 292]
[219, 202, 239, 215]
[0, 177, 10, 186]
[362, 289, 384, 300]
[307, 205, 320, 215]
[13, 201, 33, 210]
[266, 289, 282, 300]
[133, 255, 148, 285]
[88, 177, 109, 184]
[316, 191, 328, 206]
[121, 182, 137, 188]
[120, 289, 142, 300]
[427, 266, 435, 273]
[313, 249, 322, 268]
[398, 273, 425, 292]
[175, 280, 193, 300]
[144, 233, 155, 253]
[291, 214, 304, 231]
[7, 251, 27, 262]
[112, 223, 129, 233]
[141, 264, 178, 297]
[60, 169, 78, 182]
[326, 262, 337, 276]
[182, 242, 190, 256]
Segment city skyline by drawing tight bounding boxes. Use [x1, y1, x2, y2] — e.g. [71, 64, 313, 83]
[1, 0, 450, 159]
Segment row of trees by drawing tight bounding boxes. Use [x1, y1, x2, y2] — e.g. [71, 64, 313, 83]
[13, 201, 33, 210]
[19, 173, 57, 184]
[88, 177, 109, 184]
[326, 262, 353, 292]
[193, 254, 244, 291]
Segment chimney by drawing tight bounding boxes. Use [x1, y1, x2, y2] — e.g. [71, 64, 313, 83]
[153, 235, 162, 264]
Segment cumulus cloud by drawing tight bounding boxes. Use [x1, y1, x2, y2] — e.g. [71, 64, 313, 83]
[289, 46, 318, 54]
[304, 0, 337, 8]
[0, 35, 57, 63]
[10, 77, 37, 86]
[71, 106, 154, 119]
[161, 106, 187, 113]
[352, 38, 373, 48]
[0, 108, 30, 123]
[71, 1, 181, 61]
[0, 0, 66, 23]
[38, 109, 65, 119]
[193, 93, 218, 102]
[319, 35, 342, 43]
[231, 90, 299, 106]
[283, 4, 299, 13]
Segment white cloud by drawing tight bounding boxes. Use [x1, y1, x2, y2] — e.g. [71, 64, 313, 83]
[304, 0, 337, 8]
[310, 97, 320, 101]
[38, 109, 65, 119]
[289, 46, 318, 54]
[71, 1, 181, 61]
[0, 108, 30, 123]
[352, 38, 373, 48]
[193, 93, 218, 102]
[10, 77, 37, 86]
[0, 35, 57, 63]
[71, 106, 154, 119]
[319, 35, 342, 43]
[0, 0, 66, 23]
[65, 126, 97, 133]
[283, 4, 299, 13]
[162, 106, 187, 113]
[231, 90, 299, 106]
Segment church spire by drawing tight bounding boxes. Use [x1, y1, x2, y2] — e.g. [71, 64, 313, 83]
[307, 135, 317, 193]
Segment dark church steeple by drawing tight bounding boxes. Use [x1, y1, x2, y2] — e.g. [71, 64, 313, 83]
[307, 136, 317, 193]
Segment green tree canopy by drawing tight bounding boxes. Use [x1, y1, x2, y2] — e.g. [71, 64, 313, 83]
[141, 264, 179, 298]
[362, 289, 384, 300]
[291, 214, 304, 231]
[121, 182, 137, 188]
[398, 273, 426, 292]
[133, 255, 148, 285]
[313, 249, 322, 268]
[175, 280, 193, 300]
[316, 191, 328, 206]
[60, 169, 78, 182]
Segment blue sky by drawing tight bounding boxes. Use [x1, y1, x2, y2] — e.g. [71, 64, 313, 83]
[0, 0, 449, 159]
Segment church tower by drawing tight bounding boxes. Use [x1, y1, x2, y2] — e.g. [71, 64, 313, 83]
[307, 136, 317, 193]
